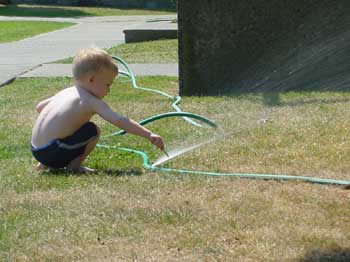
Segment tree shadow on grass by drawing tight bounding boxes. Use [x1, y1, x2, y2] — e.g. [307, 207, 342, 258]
[229, 91, 350, 108]
[41, 167, 142, 177]
[0, 4, 91, 18]
[261, 92, 350, 107]
[300, 247, 350, 262]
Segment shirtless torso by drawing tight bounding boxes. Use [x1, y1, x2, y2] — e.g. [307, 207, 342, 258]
[32, 86, 97, 147]
[31, 85, 157, 148]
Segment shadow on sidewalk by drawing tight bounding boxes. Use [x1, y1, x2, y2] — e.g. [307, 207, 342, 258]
[0, 4, 89, 17]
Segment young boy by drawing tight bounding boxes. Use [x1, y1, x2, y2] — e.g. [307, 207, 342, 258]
[31, 47, 165, 173]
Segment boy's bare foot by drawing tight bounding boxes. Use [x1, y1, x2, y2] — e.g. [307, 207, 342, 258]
[35, 163, 47, 172]
[68, 156, 97, 174]
[68, 165, 97, 174]
[78, 166, 97, 174]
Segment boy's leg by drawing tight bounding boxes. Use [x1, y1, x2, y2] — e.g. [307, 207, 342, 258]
[68, 125, 100, 173]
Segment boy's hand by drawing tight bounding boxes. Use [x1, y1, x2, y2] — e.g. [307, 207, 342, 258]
[149, 133, 165, 150]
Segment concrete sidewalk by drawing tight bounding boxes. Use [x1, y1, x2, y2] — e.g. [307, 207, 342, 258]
[0, 15, 176, 86]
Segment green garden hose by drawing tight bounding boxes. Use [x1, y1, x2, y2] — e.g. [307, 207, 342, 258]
[96, 56, 350, 187]
[98, 145, 350, 186]
[113, 55, 203, 127]
[103, 112, 216, 137]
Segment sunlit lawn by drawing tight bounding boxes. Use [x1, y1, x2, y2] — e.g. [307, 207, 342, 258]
[0, 75, 349, 261]
[2, 2, 348, 260]
[55, 39, 178, 64]
[0, 21, 74, 43]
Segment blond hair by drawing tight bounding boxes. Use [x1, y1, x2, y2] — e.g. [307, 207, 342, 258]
[72, 47, 118, 80]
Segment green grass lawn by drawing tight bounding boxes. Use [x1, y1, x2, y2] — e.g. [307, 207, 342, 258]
[0, 4, 175, 17]
[0, 76, 349, 261]
[56, 39, 178, 64]
[0, 21, 74, 43]
[108, 39, 178, 63]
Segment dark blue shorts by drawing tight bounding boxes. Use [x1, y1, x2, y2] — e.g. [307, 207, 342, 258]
[31, 122, 98, 168]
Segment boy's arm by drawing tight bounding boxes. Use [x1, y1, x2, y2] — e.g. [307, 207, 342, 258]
[91, 99, 165, 149]
[36, 97, 52, 113]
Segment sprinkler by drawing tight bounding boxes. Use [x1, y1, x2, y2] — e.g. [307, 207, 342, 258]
[162, 149, 169, 157]
[96, 56, 350, 187]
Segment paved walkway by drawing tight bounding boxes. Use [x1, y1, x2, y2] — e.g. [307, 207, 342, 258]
[0, 15, 177, 86]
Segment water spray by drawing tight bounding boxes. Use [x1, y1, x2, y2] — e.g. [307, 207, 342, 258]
[152, 131, 235, 167]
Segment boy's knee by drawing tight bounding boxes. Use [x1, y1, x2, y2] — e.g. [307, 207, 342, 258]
[86, 122, 100, 138]
[90, 122, 100, 135]
[92, 123, 101, 142]
[95, 125, 101, 137]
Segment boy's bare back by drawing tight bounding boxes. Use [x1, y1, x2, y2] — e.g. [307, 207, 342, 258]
[31, 86, 97, 148]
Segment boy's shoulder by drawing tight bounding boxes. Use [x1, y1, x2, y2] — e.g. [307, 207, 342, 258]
[53, 86, 85, 104]
[55, 86, 75, 96]
[73, 85, 108, 110]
